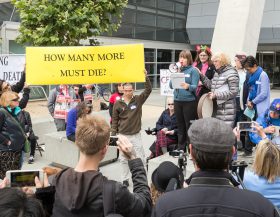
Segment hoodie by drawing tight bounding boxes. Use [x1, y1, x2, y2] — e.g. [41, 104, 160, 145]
[52, 168, 106, 217]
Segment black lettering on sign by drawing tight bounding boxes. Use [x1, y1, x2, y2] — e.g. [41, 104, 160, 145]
[44, 54, 65, 61]
[0, 56, 8, 65]
[68, 54, 95, 61]
[97, 52, 124, 61]
[88, 69, 106, 76]
[3, 71, 22, 81]
[60, 69, 85, 77]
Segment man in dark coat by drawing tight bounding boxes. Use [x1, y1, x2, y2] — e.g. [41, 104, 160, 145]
[152, 118, 279, 217]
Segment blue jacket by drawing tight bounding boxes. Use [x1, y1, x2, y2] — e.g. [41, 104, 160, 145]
[248, 71, 270, 117]
[169, 66, 199, 102]
[156, 109, 177, 139]
[249, 109, 280, 144]
[244, 170, 280, 209]
[66, 108, 77, 137]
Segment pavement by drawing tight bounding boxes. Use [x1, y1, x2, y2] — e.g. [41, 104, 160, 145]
[21, 89, 280, 188]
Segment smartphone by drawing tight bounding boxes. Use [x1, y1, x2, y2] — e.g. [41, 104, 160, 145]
[109, 136, 118, 146]
[6, 169, 44, 187]
[237, 122, 253, 131]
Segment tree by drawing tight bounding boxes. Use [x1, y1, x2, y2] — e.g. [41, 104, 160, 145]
[11, 0, 127, 46]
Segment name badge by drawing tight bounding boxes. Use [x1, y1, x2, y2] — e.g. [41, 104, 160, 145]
[256, 81, 261, 84]
[130, 105, 137, 110]
[185, 74, 190, 78]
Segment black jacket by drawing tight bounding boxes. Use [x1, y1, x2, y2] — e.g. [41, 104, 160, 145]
[0, 107, 25, 151]
[11, 72, 25, 94]
[152, 170, 279, 217]
[36, 158, 152, 217]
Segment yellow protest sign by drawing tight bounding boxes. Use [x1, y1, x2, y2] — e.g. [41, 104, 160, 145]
[26, 44, 145, 85]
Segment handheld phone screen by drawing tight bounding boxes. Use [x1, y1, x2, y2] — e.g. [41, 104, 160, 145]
[237, 122, 253, 131]
[10, 171, 40, 187]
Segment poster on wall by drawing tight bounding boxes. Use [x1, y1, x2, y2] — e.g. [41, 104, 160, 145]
[0, 54, 25, 84]
[160, 69, 173, 96]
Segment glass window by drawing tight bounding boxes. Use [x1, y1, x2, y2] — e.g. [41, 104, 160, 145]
[175, 3, 186, 14]
[135, 27, 155, 40]
[157, 49, 172, 62]
[156, 29, 173, 42]
[175, 19, 185, 29]
[112, 24, 134, 38]
[136, 0, 156, 8]
[157, 0, 174, 12]
[174, 31, 188, 43]
[128, 0, 136, 4]
[137, 12, 156, 26]
[157, 63, 170, 75]
[122, 9, 136, 24]
[157, 15, 173, 29]
[175, 0, 187, 4]
[0, 3, 20, 26]
[145, 48, 155, 62]
[175, 50, 181, 61]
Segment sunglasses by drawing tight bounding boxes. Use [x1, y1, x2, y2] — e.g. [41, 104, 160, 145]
[11, 98, 19, 102]
[168, 103, 174, 105]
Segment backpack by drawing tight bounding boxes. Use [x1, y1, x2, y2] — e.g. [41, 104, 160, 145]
[103, 180, 124, 217]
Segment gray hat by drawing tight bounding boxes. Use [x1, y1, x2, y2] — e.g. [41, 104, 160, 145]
[188, 118, 235, 153]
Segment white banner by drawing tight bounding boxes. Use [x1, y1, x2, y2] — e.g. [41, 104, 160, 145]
[160, 69, 173, 96]
[0, 54, 25, 84]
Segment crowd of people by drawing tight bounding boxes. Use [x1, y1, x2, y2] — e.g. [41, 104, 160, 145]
[0, 46, 280, 216]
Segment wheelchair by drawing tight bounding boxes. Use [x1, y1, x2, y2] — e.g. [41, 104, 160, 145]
[145, 127, 178, 160]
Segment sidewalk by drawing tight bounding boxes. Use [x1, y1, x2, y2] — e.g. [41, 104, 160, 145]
[22, 88, 280, 186]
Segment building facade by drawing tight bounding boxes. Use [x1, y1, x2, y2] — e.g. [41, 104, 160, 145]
[1, 0, 280, 89]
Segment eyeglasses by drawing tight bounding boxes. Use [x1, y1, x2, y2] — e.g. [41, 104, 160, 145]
[168, 103, 174, 105]
[199, 54, 208, 57]
[11, 98, 19, 102]
[74, 89, 79, 91]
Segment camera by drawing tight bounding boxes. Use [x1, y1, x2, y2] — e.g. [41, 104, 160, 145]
[169, 150, 187, 176]
[109, 136, 118, 146]
[145, 127, 157, 135]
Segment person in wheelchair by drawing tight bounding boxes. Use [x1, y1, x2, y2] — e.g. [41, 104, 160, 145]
[148, 97, 178, 159]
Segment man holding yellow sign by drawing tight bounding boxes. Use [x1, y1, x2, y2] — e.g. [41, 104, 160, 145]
[26, 44, 145, 85]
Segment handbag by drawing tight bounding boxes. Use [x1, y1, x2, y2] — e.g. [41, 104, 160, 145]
[0, 108, 30, 153]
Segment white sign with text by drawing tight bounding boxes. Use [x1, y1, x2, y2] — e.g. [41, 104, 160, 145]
[0, 54, 25, 84]
[160, 69, 173, 96]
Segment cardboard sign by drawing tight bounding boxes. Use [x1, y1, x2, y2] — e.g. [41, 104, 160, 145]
[26, 44, 145, 85]
[0, 55, 25, 84]
[160, 69, 174, 96]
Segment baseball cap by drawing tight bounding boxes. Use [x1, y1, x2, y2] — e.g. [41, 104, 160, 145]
[270, 99, 280, 115]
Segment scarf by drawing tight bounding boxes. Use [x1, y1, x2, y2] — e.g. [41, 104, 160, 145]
[193, 62, 209, 96]
[248, 66, 262, 101]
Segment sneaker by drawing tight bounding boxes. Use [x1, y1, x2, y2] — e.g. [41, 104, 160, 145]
[123, 180, 129, 187]
[28, 156, 34, 164]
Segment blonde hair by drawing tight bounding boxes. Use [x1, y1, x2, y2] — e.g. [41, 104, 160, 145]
[211, 52, 231, 66]
[253, 140, 280, 183]
[75, 115, 110, 155]
[150, 183, 163, 206]
[0, 91, 19, 107]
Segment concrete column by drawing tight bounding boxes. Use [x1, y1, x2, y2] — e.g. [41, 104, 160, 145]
[211, 0, 265, 62]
